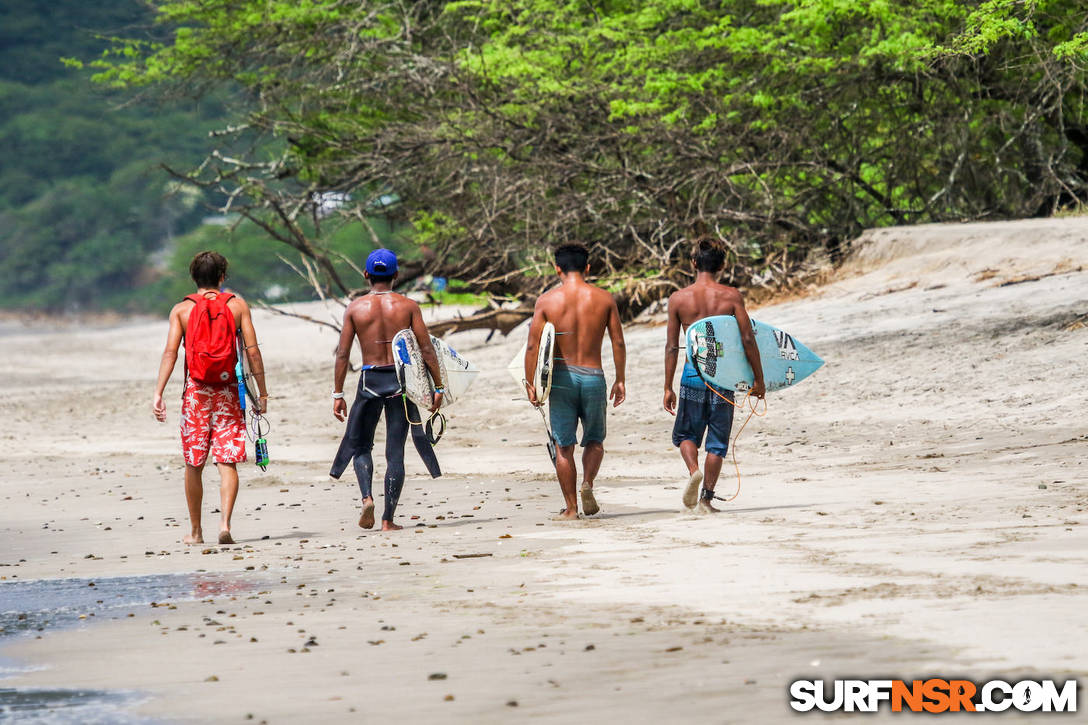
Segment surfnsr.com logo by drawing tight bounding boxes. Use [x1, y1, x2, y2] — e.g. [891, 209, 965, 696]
[789, 679, 1078, 713]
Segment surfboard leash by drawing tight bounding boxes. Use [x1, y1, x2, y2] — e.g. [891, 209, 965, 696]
[520, 378, 558, 467]
[234, 338, 270, 471]
[702, 383, 767, 503]
[400, 393, 447, 445]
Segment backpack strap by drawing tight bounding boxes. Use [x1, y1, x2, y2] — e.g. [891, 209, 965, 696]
[218, 293, 238, 332]
[181, 295, 199, 389]
[183, 291, 235, 303]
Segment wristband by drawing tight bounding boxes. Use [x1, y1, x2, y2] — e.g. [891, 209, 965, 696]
[332, 391, 345, 399]
[433, 387, 446, 394]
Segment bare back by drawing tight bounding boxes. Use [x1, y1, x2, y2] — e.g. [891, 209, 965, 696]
[668, 281, 746, 331]
[332, 287, 442, 414]
[343, 292, 419, 367]
[663, 275, 764, 399]
[537, 281, 617, 368]
[524, 271, 626, 408]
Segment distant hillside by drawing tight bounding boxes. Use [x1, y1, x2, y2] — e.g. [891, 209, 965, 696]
[0, 1, 148, 85]
[0, 1, 224, 311]
[0, 0, 408, 314]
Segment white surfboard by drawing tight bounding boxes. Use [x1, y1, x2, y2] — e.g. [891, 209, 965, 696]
[506, 321, 556, 402]
[392, 329, 478, 409]
[506, 321, 558, 465]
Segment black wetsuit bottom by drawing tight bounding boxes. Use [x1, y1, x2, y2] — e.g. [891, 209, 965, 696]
[343, 367, 408, 522]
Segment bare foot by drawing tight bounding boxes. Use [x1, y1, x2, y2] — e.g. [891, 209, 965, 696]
[381, 520, 403, 531]
[359, 499, 375, 529]
[218, 530, 235, 544]
[682, 470, 704, 509]
[551, 508, 580, 521]
[580, 485, 600, 516]
[183, 531, 203, 545]
[696, 499, 720, 514]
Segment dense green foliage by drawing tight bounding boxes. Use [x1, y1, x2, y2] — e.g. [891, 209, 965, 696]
[0, 1, 405, 313]
[24, 1, 1088, 311]
[151, 215, 408, 306]
[0, 1, 229, 311]
[89, 0, 1088, 309]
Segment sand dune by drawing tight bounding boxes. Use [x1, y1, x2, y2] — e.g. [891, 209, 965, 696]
[1, 218, 1086, 722]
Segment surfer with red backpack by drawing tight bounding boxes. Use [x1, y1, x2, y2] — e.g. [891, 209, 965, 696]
[152, 251, 268, 545]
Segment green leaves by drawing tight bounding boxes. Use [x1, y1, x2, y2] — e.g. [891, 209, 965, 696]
[63, 0, 1088, 313]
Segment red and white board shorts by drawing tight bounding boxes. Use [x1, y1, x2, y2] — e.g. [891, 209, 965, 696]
[180, 378, 247, 466]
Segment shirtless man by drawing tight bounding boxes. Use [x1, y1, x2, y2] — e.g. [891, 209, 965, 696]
[152, 251, 269, 545]
[525, 244, 626, 520]
[663, 240, 765, 513]
[329, 249, 443, 531]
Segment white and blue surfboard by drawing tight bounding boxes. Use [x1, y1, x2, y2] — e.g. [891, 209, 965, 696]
[686, 316, 823, 393]
[392, 329, 478, 409]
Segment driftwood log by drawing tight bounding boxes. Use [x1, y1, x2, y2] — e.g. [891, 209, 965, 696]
[255, 298, 533, 339]
[428, 306, 533, 337]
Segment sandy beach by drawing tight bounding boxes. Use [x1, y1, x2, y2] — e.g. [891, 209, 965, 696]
[1, 218, 1087, 723]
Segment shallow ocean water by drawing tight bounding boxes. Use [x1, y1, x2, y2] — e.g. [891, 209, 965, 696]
[0, 572, 254, 723]
[0, 687, 148, 724]
[0, 572, 248, 638]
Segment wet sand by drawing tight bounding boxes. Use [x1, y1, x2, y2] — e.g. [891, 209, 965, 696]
[1, 218, 1087, 722]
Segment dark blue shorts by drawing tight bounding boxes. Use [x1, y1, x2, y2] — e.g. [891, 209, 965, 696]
[672, 380, 734, 457]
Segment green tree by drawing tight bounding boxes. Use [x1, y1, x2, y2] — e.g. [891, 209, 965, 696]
[92, 0, 1088, 312]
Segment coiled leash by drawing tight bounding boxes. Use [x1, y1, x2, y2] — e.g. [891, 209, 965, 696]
[239, 370, 270, 471]
[702, 383, 767, 503]
[235, 337, 270, 471]
[402, 390, 447, 446]
[248, 408, 271, 471]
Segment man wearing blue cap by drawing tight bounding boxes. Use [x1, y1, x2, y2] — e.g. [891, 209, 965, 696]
[329, 249, 444, 531]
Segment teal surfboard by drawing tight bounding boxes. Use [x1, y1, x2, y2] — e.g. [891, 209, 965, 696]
[686, 316, 823, 393]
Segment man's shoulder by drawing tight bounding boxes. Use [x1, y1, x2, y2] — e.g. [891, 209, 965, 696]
[668, 285, 696, 306]
[714, 282, 742, 298]
[394, 292, 421, 313]
[350, 291, 419, 312]
[536, 286, 562, 307]
[594, 285, 619, 315]
[169, 299, 194, 317]
[225, 293, 250, 316]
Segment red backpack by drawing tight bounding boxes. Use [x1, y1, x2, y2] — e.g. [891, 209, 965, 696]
[184, 292, 238, 385]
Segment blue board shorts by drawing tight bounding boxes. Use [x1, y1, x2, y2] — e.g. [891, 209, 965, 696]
[673, 361, 734, 456]
[549, 363, 607, 447]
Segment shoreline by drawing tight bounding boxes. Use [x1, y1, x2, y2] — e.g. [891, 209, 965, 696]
[1, 218, 1087, 722]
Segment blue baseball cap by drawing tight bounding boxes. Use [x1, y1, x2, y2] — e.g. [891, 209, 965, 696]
[366, 249, 398, 275]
